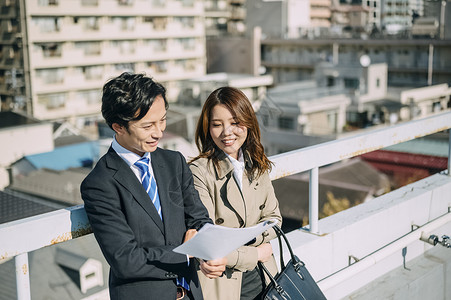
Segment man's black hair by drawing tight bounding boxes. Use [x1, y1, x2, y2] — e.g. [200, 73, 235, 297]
[101, 72, 168, 129]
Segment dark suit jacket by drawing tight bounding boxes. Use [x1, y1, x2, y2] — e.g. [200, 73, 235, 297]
[81, 147, 212, 300]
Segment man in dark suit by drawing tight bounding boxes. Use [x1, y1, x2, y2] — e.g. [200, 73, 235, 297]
[81, 72, 226, 300]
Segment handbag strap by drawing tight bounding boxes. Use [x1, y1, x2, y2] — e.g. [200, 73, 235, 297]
[273, 225, 303, 269]
[258, 261, 291, 297]
[258, 225, 306, 295]
[258, 261, 278, 286]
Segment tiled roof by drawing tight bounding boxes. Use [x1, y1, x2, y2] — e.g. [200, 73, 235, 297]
[0, 111, 40, 129]
[8, 168, 90, 206]
[384, 136, 448, 157]
[0, 190, 62, 224]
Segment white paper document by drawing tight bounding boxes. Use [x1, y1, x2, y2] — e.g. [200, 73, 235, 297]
[173, 219, 278, 260]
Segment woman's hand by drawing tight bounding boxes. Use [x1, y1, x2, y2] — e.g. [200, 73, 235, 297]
[257, 243, 273, 263]
[199, 257, 227, 279]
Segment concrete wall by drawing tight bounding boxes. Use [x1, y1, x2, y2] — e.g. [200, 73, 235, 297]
[206, 37, 254, 74]
[272, 172, 451, 299]
[0, 123, 54, 188]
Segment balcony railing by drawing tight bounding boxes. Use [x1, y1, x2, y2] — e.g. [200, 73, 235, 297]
[1, 110, 451, 299]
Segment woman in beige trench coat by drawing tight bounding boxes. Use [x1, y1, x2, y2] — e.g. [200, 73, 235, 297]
[189, 87, 282, 300]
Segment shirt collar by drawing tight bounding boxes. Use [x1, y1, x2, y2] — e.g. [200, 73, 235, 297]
[225, 150, 244, 169]
[112, 135, 150, 167]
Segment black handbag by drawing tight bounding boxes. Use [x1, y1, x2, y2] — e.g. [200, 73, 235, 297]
[258, 225, 327, 300]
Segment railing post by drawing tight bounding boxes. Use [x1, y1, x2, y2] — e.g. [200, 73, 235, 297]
[309, 167, 319, 233]
[15, 252, 31, 300]
[448, 129, 451, 176]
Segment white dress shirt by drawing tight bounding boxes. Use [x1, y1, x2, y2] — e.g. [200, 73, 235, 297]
[111, 136, 154, 183]
[226, 150, 245, 191]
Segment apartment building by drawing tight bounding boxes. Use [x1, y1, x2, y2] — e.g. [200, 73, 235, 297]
[204, 0, 246, 36]
[381, 0, 423, 33]
[256, 60, 451, 155]
[245, 0, 324, 39]
[260, 38, 451, 86]
[1, 0, 206, 126]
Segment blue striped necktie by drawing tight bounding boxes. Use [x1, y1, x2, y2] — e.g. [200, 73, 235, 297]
[135, 156, 162, 220]
[135, 156, 190, 291]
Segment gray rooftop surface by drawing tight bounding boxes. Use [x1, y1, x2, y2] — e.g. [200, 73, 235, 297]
[0, 190, 62, 224]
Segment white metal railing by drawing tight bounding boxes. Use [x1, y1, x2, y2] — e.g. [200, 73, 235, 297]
[269, 110, 451, 233]
[1, 110, 451, 299]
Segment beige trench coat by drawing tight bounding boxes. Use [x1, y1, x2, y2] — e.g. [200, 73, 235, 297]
[189, 154, 282, 300]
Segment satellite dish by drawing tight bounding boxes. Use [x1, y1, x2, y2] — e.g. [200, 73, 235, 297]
[360, 55, 371, 67]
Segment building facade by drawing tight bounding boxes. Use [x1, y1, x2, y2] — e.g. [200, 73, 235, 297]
[204, 0, 246, 36]
[260, 38, 451, 87]
[1, 0, 206, 126]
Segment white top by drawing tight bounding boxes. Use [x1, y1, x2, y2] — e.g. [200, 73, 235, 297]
[226, 150, 245, 191]
[111, 136, 154, 183]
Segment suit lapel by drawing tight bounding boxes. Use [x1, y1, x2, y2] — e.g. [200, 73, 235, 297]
[150, 149, 170, 235]
[152, 149, 187, 240]
[106, 147, 165, 234]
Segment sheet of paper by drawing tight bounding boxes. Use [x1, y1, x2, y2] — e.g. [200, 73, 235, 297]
[173, 219, 278, 260]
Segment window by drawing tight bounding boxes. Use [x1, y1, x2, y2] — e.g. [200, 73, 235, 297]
[77, 89, 101, 104]
[176, 0, 194, 7]
[114, 63, 135, 73]
[112, 40, 135, 54]
[145, 39, 167, 52]
[148, 61, 167, 73]
[176, 59, 196, 71]
[174, 17, 194, 29]
[75, 41, 101, 56]
[81, 65, 104, 80]
[278, 116, 295, 130]
[179, 38, 195, 50]
[118, 0, 134, 5]
[36, 68, 64, 84]
[38, 0, 58, 6]
[344, 78, 359, 89]
[112, 17, 135, 31]
[32, 17, 61, 33]
[152, 0, 166, 7]
[38, 93, 66, 109]
[39, 43, 62, 58]
[80, 17, 100, 31]
[81, 0, 99, 5]
[146, 17, 167, 30]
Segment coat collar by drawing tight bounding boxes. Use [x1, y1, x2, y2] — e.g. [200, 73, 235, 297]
[214, 150, 254, 181]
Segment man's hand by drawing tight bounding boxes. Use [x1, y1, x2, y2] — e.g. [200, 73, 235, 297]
[199, 257, 227, 279]
[183, 229, 198, 258]
[257, 243, 273, 263]
[183, 229, 197, 243]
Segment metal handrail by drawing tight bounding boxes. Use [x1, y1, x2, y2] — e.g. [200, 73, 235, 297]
[269, 110, 451, 233]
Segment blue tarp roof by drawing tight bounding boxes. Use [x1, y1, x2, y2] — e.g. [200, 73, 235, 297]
[24, 141, 99, 171]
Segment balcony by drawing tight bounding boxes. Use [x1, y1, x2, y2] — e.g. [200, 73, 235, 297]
[1, 111, 451, 299]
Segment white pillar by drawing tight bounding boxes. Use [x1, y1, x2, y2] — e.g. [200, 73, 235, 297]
[309, 167, 319, 233]
[15, 253, 31, 300]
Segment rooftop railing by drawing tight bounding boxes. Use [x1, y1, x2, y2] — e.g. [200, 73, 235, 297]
[1, 110, 451, 300]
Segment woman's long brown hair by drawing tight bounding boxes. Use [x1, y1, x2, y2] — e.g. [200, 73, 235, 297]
[191, 86, 272, 177]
